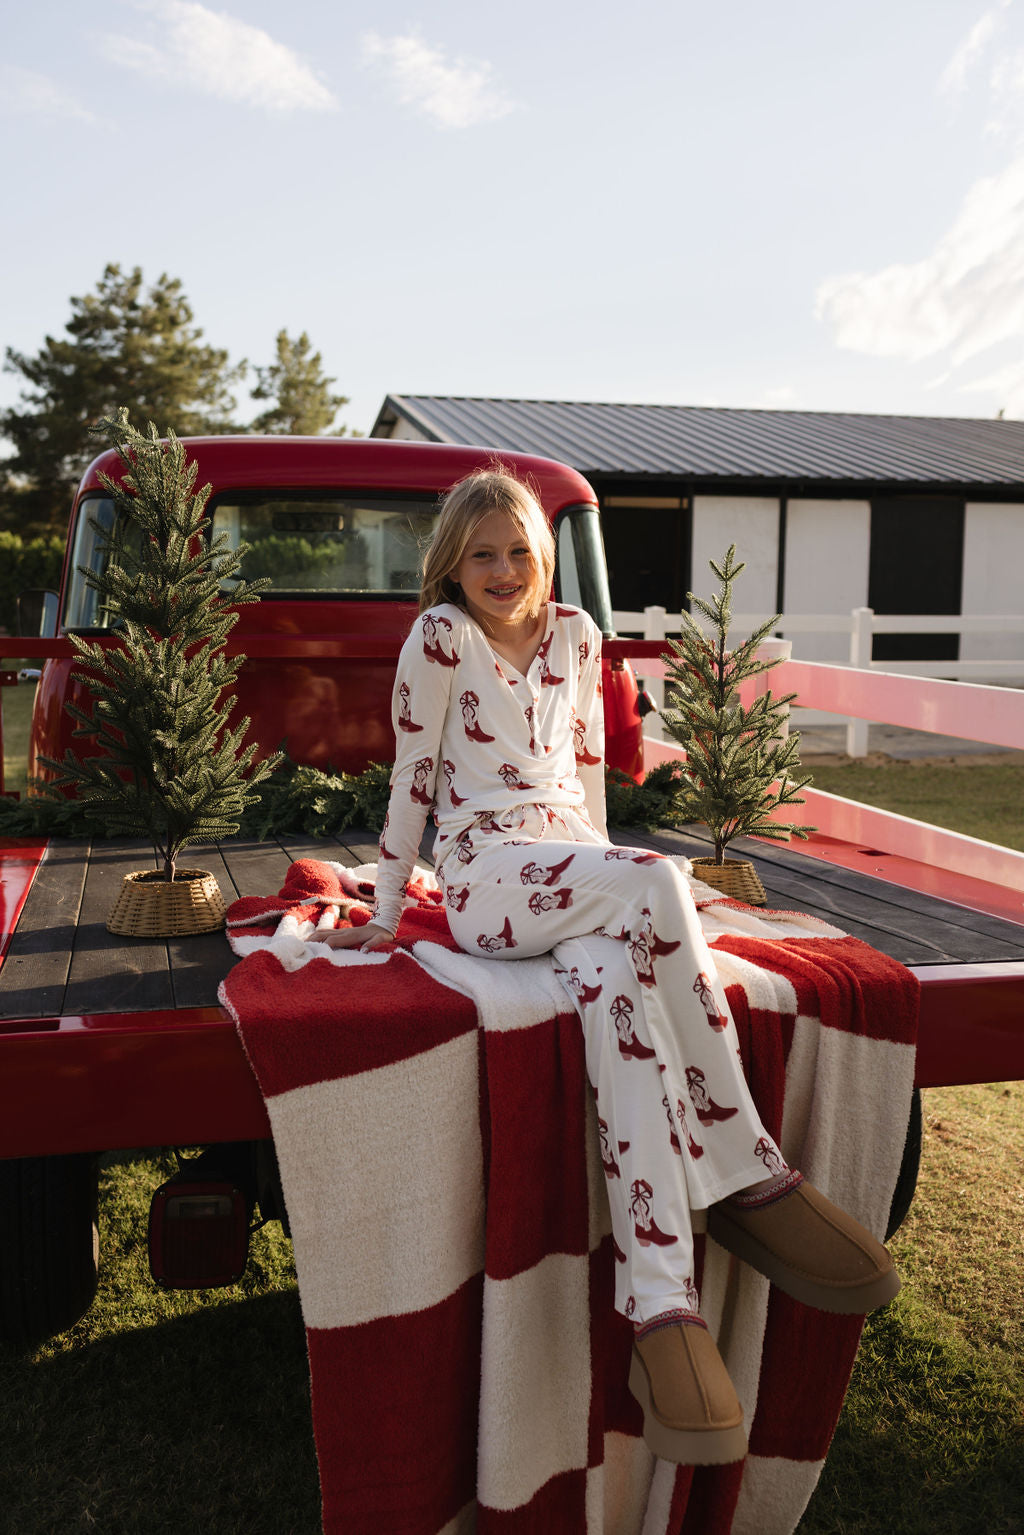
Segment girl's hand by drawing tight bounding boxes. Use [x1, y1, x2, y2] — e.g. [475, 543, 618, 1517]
[316, 922, 394, 952]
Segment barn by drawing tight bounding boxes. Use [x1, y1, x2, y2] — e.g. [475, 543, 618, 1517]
[370, 395, 1024, 666]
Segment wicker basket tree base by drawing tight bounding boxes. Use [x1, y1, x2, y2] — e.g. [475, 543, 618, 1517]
[106, 868, 227, 938]
[689, 856, 767, 907]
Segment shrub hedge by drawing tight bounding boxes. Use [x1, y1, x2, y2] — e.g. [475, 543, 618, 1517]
[0, 531, 64, 635]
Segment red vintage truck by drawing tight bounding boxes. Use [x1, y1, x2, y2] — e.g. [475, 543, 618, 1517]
[2, 434, 1023, 1347]
[0, 436, 650, 1344]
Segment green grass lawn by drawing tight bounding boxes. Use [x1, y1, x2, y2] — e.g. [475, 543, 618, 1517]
[1, 665, 36, 798]
[801, 1080, 1024, 1534]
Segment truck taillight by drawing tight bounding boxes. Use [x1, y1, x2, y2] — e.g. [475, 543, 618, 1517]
[148, 1178, 249, 1289]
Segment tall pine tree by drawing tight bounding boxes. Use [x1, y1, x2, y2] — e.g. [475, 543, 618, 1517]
[42, 409, 280, 880]
[1, 264, 242, 532]
[661, 546, 813, 863]
[249, 329, 350, 435]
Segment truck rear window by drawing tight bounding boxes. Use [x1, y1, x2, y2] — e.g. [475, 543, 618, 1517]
[211, 493, 437, 598]
[64, 492, 439, 627]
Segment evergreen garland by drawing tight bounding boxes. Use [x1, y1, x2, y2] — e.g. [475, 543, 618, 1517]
[604, 761, 692, 831]
[4, 756, 682, 841]
[40, 409, 280, 879]
[661, 545, 814, 863]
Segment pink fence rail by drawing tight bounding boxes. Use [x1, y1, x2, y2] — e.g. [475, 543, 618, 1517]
[632, 653, 1024, 897]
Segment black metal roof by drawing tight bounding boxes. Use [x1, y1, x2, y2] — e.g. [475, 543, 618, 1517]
[372, 395, 1024, 490]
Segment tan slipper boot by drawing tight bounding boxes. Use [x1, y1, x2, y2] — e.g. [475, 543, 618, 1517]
[629, 1321, 748, 1465]
[707, 1174, 900, 1314]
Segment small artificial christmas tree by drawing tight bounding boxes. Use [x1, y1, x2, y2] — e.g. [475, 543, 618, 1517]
[43, 409, 280, 888]
[661, 545, 813, 869]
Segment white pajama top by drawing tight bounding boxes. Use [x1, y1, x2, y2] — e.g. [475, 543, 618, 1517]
[372, 601, 607, 935]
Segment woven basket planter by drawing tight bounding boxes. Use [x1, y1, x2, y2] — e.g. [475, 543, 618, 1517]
[689, 856, 767, 908]
[106, 868, 227, 938]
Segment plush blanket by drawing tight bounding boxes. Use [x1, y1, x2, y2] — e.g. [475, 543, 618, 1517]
[218, 856, 919, 1535]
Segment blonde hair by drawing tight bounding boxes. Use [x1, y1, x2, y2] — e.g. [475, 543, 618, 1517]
[420, 467, 556, 616]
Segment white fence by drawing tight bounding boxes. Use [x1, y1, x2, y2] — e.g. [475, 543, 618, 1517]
[614, 606, 1024, 756]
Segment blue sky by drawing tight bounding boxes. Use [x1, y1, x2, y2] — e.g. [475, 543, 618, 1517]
[3, 0, 1024, 437]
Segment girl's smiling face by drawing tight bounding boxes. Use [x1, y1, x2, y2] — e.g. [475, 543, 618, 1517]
[451, 510, 541, 632]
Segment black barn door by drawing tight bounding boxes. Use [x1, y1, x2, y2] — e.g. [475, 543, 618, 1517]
[869, 496, 964, 662]
[599, 495, 691, 619]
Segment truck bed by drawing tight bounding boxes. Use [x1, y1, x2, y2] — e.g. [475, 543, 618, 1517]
[2, 828, 1023, 1158]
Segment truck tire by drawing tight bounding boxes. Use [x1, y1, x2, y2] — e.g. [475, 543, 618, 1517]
[884, 1089, 922, 1241]
[0, 1154, 99, 1346]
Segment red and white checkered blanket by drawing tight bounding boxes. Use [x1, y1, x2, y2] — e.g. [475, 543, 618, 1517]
[218, 856, 919, 1535]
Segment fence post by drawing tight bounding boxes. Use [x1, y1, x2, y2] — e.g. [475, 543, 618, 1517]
[846, 607, 873, 757]
[642, 606, 668, 742]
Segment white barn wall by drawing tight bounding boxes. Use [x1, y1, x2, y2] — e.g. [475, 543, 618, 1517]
[783, 500, 870, 661]
[386, 417, 430, 441]
[961, 503, 1024, 661]
[691, 496, 779, 618]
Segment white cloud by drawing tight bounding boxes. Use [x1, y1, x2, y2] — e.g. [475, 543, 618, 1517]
[100, 0, 336, 113]
[760, 385, 798, 408]
[818, 4, 1024, 417]
[938, 1, 1010, 97]
[815, 155, 1024, 414]
[361, 32, 517, 129]
[0, 67, 96, 122]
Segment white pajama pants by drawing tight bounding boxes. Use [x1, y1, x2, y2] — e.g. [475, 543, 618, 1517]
[437, 805, 787, 1325]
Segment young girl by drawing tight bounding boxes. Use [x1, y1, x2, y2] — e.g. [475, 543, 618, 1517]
[322, 469, 898, 1466]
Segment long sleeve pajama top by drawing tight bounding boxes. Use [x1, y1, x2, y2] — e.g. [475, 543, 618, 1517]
[372, 601, 608, 935]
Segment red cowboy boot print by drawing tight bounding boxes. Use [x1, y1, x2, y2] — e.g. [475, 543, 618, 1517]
[681, 1276, 701, 1313]
[409, 757, 434, 805]
[477, 914, 517, 953]
[578, 638, 590, 671]
[535, 632, 565, 687]
[460, 690, 496, 743]
[676, 1098, 704, 1159]
[527, 888, 573, 914]
[397, 681, 424, 733]
[598, 1116, 621, 1178]
[754, 1137, 787, 1175]
[662, 1095, 683, 1155]
[378, 809, 399, 860]
[693, 971, 729, 1031]
[630, 1178, 678, 1247]
[604, 847, 661, 865]
[442, 759, 468, 806]
[628, 911, 682, 988]
[610, 993, 656, 1061]
[685, 1065, 738, 1126]
[563, 965, 603, 1005]
[523, 702, 538, 752]
[518, 853, 575, 886]
[498, 762, 535, 792]
[421, 612, 460, 667]
[445, 884, 471, 913]
[571, 709, 602, 765]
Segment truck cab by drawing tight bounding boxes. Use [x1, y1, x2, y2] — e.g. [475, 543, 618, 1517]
[29, 436, 645, 785]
